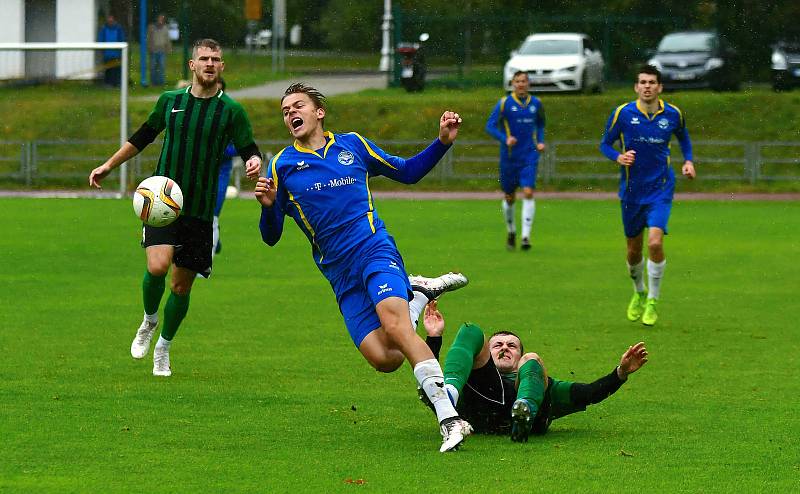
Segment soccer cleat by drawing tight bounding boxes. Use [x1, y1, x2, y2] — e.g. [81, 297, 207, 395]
[510, 399, 535, 442]
[409, 272, 469, 301]
[626, 291, 647, 322]
[152, 346, 172, 377]
[642, 298, 658, 326]
[439, 416, 473, 452]
[131, 318, 158, 359]
[506, 232, 516, 251]
[521, 237, 531, 251]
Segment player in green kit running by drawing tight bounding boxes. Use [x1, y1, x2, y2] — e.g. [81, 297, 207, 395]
[88, 39, 263, 377]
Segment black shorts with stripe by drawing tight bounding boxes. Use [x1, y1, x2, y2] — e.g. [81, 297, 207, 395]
[141, 215, 212, 277]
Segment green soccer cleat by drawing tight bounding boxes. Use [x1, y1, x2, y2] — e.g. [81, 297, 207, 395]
[642, 298, 658, 326]
[627, 291, 647, 321]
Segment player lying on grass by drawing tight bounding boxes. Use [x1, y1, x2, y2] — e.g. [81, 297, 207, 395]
[254, 83, 472, 452]
[420, 300, 648, 442]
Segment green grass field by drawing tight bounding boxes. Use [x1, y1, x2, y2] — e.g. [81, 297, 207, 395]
[1, 197, 798, 492]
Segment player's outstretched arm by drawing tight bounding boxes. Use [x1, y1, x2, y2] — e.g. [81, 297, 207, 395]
[422, 300, 445, 337]
[617, 342, 648, 380]
[89, 142, 141, 188]
[438, 111, 462, 145]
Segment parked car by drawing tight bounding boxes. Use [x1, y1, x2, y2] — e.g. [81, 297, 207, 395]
[771, 41, 800, 91]
[503, 33, 604, 93]
[647, 31, 740, 91]
[245, 29, 272, 49]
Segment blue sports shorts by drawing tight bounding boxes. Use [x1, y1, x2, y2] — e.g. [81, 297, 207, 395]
[499, 157, 539, 194]
[620, 200, 672, 238]
[329, 242, 412, 347]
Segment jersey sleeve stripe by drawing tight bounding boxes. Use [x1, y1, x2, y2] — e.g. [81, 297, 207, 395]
[270, 147, 288, 191]
[609, 104, 626, 131]
[352, 132, 397, 170]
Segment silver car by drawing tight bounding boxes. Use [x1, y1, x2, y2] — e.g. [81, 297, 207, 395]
[503, 33, 605, 93]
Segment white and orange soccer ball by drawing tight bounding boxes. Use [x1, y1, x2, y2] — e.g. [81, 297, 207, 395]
[133, 176, 183, 227]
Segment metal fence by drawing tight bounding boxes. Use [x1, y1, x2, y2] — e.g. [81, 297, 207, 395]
[1, 139, 798, 189]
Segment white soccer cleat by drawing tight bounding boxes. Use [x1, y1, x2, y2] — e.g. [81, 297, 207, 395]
[131, 319, 158, 359]
[439, 416, 473, 453]
[152, 346, 172, 377]
[409, 272, 469, 301]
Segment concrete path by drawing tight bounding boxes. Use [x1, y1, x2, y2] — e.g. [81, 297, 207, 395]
[227, 73, 389, 100]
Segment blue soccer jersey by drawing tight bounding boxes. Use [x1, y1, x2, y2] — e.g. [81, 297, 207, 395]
[600, 99, 693, 204]
[259, 132, 450, 279]
[485, 93, 545, 163]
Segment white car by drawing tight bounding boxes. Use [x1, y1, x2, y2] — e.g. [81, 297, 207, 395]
[503, 33, 605, 93]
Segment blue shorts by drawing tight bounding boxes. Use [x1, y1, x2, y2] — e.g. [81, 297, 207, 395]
[329, 243, 412, 347]
[621, 201, 672, 238]
[500, 158, 539, 194]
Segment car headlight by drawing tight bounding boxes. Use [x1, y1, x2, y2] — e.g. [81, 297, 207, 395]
[647, 59, 662, 71]
[559, 65, 578, 73]
[771, 52, 788, 70]
[705, 57, 724, 70]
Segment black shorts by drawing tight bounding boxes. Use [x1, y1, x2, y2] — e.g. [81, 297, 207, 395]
[141, 216, 213, 277]
[459, 358, 556, 435]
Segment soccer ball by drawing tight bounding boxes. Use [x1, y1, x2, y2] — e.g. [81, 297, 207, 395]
[133, 176, 183, 227]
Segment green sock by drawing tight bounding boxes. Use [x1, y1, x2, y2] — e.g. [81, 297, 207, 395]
[142, 271, 166, 316]
[444, 323, 485, 394]
[517, 359, 546, 414]
[160, 291, 190, 341]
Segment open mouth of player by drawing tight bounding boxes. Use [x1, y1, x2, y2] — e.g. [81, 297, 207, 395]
[291, 117, 303, 130]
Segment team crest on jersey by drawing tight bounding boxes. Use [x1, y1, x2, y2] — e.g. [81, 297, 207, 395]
[296, 160, 309, 170]
[529, 106, 536, 113]
[631, 116, 640, 125]
[338, 150, 354, 165]
[657, 118, 670, 130]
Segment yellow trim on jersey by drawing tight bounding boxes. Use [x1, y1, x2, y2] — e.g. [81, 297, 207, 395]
[510, 93, 530, 107]
[635, 99, 665, 121]
[500, 96, 507, 113]
[269, 147, 288, 191]
[364, 170, 376, 233]
[287, 189, 315, 238]
[292, 131, 337, 158]
[609, 104, 627, 131]
[666, 103, 684, 127]
[351, 132, 397, 170]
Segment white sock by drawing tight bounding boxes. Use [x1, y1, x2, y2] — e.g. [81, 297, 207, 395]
[501, 200, 516, 234]
[413, 359, 458, 423]
[144, 312, 158, 324]
[627, 258, 646, 293]
[408, 291, 429, 329]
[521, 198, 535, 239]
[211, 215, 220, 257]
[647, 259, 666, 299]
[155, 336, 171, 352]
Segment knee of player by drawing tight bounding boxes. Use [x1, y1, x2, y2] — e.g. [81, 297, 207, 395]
[146, 260, 170, 277]
[647, 237, 663, 251]
[169, 280, 191, 296]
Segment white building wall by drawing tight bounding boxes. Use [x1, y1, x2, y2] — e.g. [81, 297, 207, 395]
[56, 0, 98, 79]
[0, 0, 26, 78]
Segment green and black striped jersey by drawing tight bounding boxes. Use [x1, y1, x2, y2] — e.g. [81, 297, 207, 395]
[142, 86, 257, 221]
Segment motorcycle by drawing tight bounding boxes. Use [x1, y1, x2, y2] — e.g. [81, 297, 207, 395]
[397, 33, 429, 92]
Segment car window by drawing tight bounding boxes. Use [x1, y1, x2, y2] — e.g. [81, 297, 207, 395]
[657, 33, 714, 53]
[519, 39, 581, 55]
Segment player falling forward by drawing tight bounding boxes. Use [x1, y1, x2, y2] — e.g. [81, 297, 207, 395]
[421, 300, 648, 441]
[255, 83, 472, 452]
[89, 39, 262, 376]
[599, 64, 696, 326]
